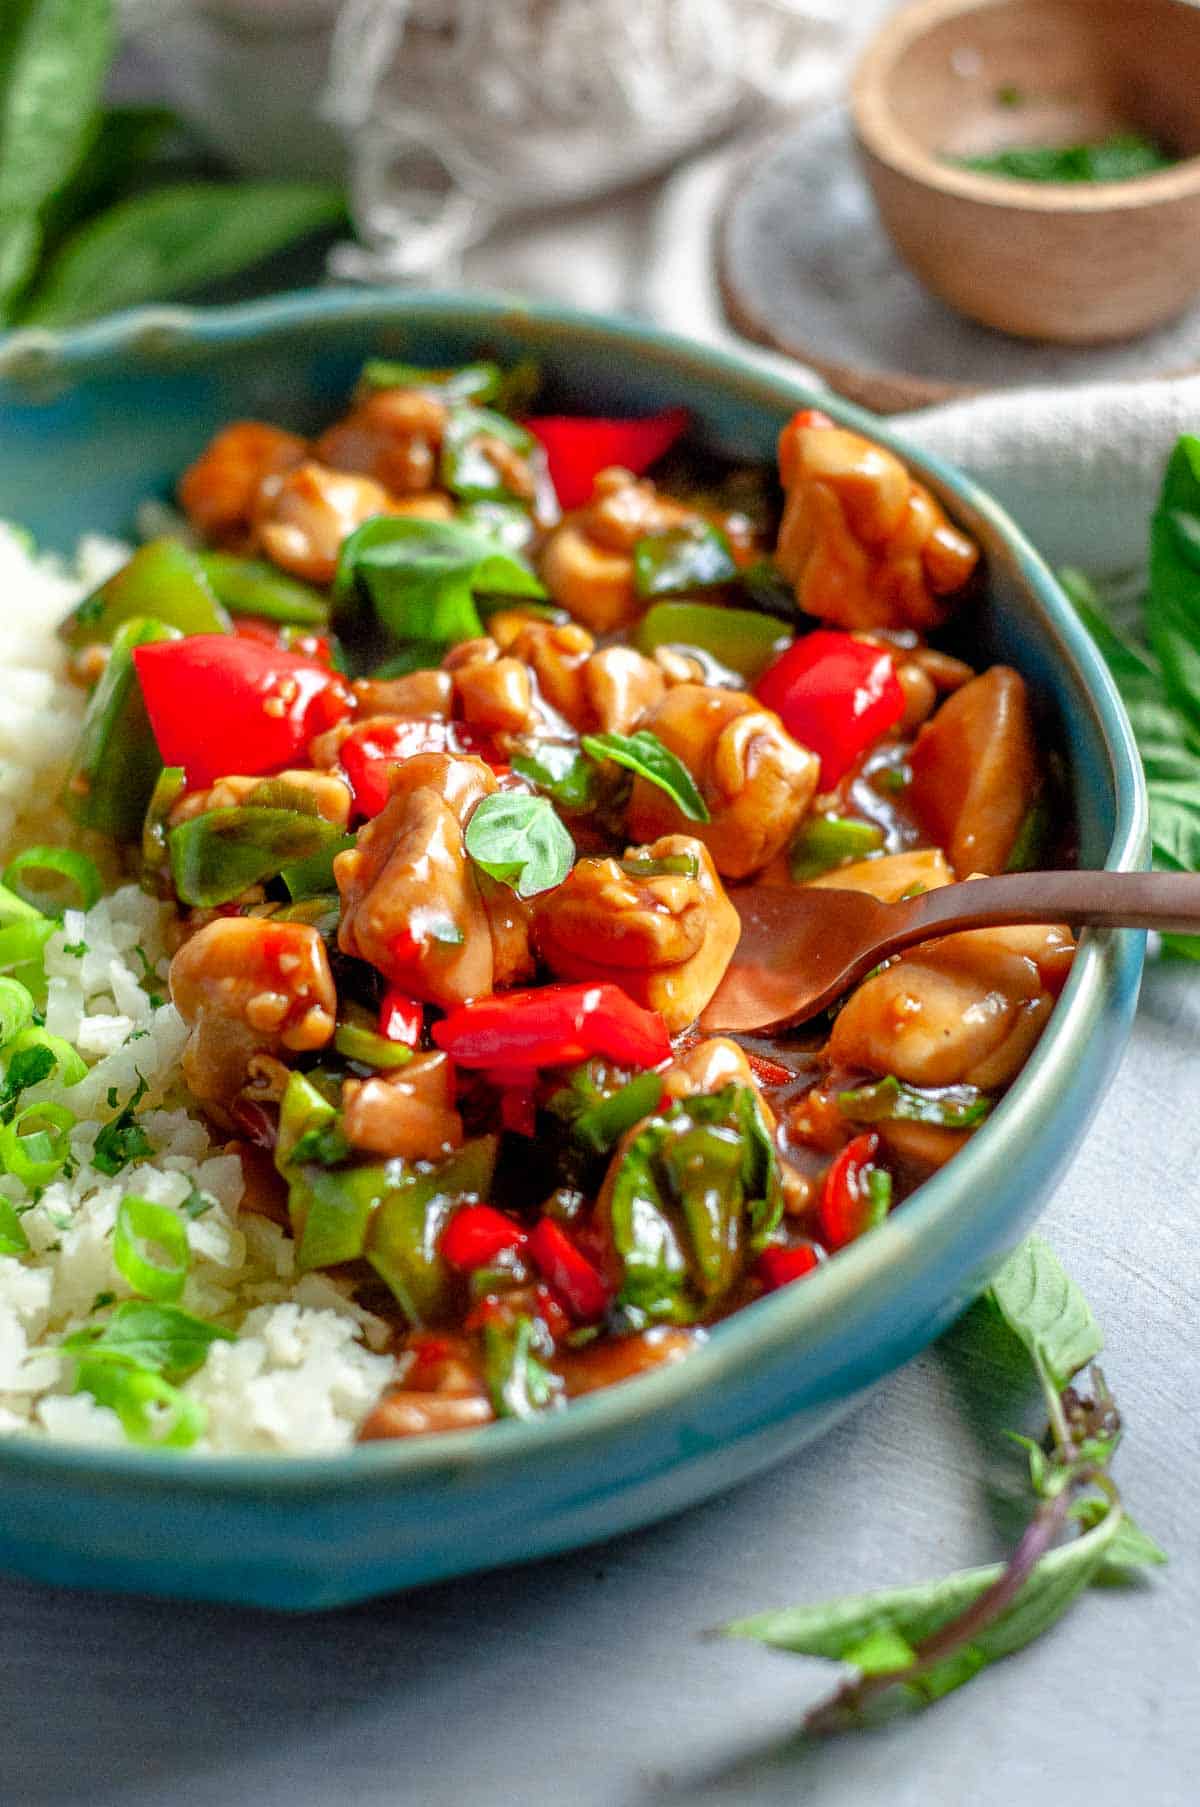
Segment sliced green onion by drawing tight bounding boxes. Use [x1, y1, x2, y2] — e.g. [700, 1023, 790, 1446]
[113, 1194, 189, 1302]
[0, 1101, 75, 1187]
[0, 977, 35, 1047]
[0, 881, 44, 927]
[619, 853, 700, 881]
[73, 1353, 204, 1449]
[334, 1021, 414, 1070]
[3, 847, 102, 916]
[0, 917, 55, 1002]
[790, 815, 886, 881]
[0, 1196, 30, 1256]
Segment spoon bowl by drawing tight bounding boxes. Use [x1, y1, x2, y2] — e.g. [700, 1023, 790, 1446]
[702, 869, 1200, 1034]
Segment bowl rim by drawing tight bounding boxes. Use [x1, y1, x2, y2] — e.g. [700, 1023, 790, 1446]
[0, 286, 1149, 1494]
[851, 0, 1200, 215]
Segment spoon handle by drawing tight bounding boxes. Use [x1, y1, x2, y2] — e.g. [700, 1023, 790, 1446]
[894, 869, 1200, 945]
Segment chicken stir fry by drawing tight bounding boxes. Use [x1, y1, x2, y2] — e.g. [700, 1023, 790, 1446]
[51, 363, 1075, 1442]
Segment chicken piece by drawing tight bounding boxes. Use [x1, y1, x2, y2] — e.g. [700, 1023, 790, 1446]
[254, 460, 395, 585]
[351, 669, 454, 719]
[342, 1051, 464, 1162]
[476, 874, 537, 989]
[335, 752, 529, 1006]
[504, 620, 595, 724]
[177, 421, 307, 548]
[538, 467, 697, 633]
[169, 917, 336, 1104]
[806, 846, 953, 902]
[555, 1326, 697, 1397]
[661, 1036, 775, 1126]
[775, 412, 979, 632]
[628, 684, 819, 880]
[314, 387, 447, 494]
[535, 834, 739, 1033]
[908, 666, 1042, 876]
[582, 645, 666, 735]
[828, 917, 1073, 1090]
[168, 768, 352, 830]
[359, 1392, 494, 1438]
[443, 638, 544, 738]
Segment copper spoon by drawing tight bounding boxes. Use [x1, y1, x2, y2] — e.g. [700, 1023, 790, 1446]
[699, 869, 1200, 1035]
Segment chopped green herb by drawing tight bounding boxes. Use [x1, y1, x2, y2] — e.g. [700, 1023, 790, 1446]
[91, 1077, 152, 1177]
[61, 940, 87, 959]
[790, 815, 885, 881]
[957, 131, 1173, 184]
[581, 730, 710, 824]
[180, 1183, 215, 1221]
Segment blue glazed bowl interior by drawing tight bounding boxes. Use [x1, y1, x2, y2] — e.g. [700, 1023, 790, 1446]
[0, 291, 1149, 1607]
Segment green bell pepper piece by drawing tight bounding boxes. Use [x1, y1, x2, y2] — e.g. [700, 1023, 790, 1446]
[633, 523, 738, 600]
[633, 601, 789, 681]
[290, 1161, 385, 1270]
[789, 814, 886, 881]
[198, 554, 330, 627]
[63, 616, 180, 840]
[366, 1135, 500, 1325]
[168, 808, 351, 907]
[60, 540, 230, 649]
[333, 1022, 414, 1070]
[441, 406, 538, 503]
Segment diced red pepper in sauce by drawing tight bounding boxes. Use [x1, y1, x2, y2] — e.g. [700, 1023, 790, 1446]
[338, 718, 502, 818]
[232, 618, 337, 667]
[378, 989, 424, 1049]
[440, 1204, 528, 1270]
[523, 407, 690, 509]
[529, 1218, 611, 1322]
[756, 1242, 821, 1291]
[133, 633, 352, 789]
[432, 983, 672, 1072]
[818, 1132, 892, 1251]
[754, 630, 905, 789]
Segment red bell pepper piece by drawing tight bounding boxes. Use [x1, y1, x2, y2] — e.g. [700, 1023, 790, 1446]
[440, 1203, 527, 1270]
[232, 618, 337, 667]
[529, 1218, 610, 1322]
[133, 633, 352, 789]
[818, 1132, 893, 1251]
[756, 1242, 821, 1291]
[338, 717, 501, 818]
[378, 989, 423, 1049]
[432, 982, 672, 1072]
[755, 630, 905, 789]
[523, 407, 690, 509]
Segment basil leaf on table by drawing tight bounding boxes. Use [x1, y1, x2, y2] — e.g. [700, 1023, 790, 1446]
[987, 1233, 1103, 1395]
[19, 180, 346, 326]
[1062, 565, 1200, 958]
[1148, 433, 1200, 736]
[581, 730, 710, 824]
[464, 792, 574, 899]
[333, 515, 546, 647]
[37, 102, 179, 252]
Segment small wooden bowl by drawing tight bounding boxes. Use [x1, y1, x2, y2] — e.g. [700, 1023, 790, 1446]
[851, 0, 1200, 343]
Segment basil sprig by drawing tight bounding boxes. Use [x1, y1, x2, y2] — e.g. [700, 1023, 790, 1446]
[464, 792, 574, 899]
[333, 516, 547, 649]
[581, 730, 710, 824]
[62, 1300, 235, 1451]
[724, 1238, 1165, 1731]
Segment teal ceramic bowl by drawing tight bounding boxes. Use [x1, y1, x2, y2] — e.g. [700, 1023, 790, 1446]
[0, 291, 1147, 1609]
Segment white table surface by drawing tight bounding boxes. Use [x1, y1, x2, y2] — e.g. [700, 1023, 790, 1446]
[2, 955, 1197, 1807]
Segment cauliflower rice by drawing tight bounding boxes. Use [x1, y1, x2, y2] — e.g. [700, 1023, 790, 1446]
[0, 525, 397, 1454]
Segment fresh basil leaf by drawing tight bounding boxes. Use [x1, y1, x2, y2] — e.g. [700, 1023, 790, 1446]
[608, 1084, 781, 1327]
[551, 1064, 664, 1157]
[333, 515, 545, 646]
[724, 1496, 1129, 1718]
[464, 792, 574, 899]
[510, 742, 598, 812]
[0, 209, 38, 319]
[836, 1076, 991, 1130]
[19, 181, 346, 326]
[38, 102, 178, 253]
[169, 808, 349, 909]
[633, 522, 738, 600]
[62, 1298, 234, 1380]
[441, 405, 538, 503]
[357, 359, 502, 403]
[483, 1313, 565, 1421]
[988, 1234, 1103, 1394]
[581, 729, 710, 824]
